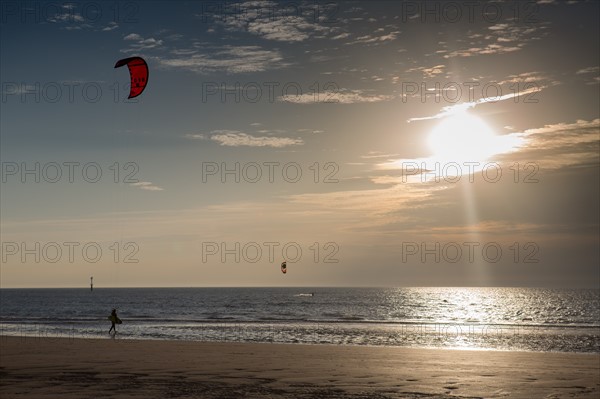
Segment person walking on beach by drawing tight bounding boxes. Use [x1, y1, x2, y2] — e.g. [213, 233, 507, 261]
[109, 308, 118, 334]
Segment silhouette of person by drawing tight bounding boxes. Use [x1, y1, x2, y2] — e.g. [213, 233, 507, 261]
[109, 308, 118, 334]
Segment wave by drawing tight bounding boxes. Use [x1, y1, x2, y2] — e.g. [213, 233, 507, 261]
[2, 316, 599, 329]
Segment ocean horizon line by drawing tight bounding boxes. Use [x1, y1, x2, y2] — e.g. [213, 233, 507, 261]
[2, 285, 599, 290]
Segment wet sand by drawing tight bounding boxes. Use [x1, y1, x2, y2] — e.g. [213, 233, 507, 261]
[1, 336, 598, 398]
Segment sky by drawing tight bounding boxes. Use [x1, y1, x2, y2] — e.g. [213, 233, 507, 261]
[0, 0, 598, 288]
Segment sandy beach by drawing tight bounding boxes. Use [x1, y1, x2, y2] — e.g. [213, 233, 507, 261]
[0, 337, 598, 398]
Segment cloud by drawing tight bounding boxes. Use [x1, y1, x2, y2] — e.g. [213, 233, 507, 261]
[445, 44, 521, 58]
[188, 130, 303, 148]
[510, 119, 600, 169]
[185, 134, 205, 140]
[284, 177, 450, 235]
[496, 71, 559, 86]
[346, 30, 400, 45]
[205, 1, 340, 42]
[406, 64, 446, 78]
[407, 84, 545, 122]
[279, 89, 394, 104]
[102, 22, 118, 31]
[332, 32, 351, 40]
[46, 6, 121, 32]
[408, 72, 560, 122]
[405, 221, 561, 243]
[289, 183, 435, 220]
[121, 33, 164, 53]
[576, 66, 599, 74]
[130, 182, 164, 191]
[409, 71, 559, 110]
[124, 33, 142, 40]
[421, 65, 445, 78]
[245, 17, 329, 42]
[379, 119, 598, 185]
[443, 23, 547, 58]
[290, 118, 598, 234]
[156, 46, 286, 74]
[585, 77, 600, 85]
[296, 128, 324, 134]
[360, 152, 400, 159]
[576, 66, 600, 85]
[48, 12, 84, 23]
[45, 7, 99, 31]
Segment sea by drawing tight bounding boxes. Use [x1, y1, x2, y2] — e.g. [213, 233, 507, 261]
[1, 287, 598, 353]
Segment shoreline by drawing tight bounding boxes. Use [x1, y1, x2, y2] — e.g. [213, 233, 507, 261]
[3, 319, 598, 354]
[2, 336, 599, 398]
[3, 331, 600, 355]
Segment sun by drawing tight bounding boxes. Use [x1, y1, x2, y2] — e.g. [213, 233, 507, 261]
[427, 111, 498, 164]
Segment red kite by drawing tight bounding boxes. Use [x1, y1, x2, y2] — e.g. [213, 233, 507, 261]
[114, 56, 148, 99]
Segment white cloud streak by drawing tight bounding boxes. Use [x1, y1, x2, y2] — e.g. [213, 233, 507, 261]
[187, 131, 303, 148]
[156, 46, 286, 74]
[407, 85, 544, 122]
[130, 182, 164, 191]
[279, 89, 394, 104]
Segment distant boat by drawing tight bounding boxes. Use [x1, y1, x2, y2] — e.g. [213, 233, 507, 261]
[295, 293, 314, 297]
